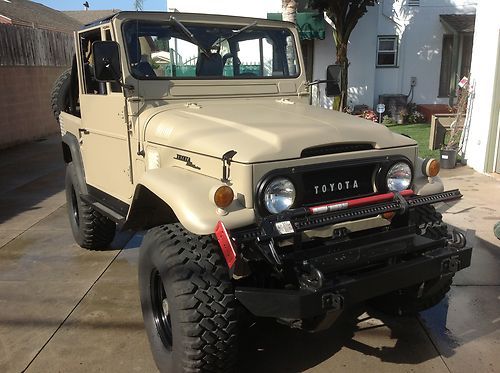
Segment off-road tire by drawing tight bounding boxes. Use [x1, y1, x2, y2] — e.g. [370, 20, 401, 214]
[139, 224, 238, 373]
[51, 68, 71, 122]
[65, 162, 116, 250]
[370, 205, 453, 315]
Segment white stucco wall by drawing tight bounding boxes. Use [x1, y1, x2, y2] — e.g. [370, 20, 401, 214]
[311, 10, 379, 109]
[463, 0, 500, 173]
[374, 0, 476, 107]
[311, 24, 336, 108]
[314, 0, 477, 108]
[346, 7, 378, 109]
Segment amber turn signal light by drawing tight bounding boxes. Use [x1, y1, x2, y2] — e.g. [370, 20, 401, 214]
[422, 158, 440, 177]
[214, 186, 234, 208]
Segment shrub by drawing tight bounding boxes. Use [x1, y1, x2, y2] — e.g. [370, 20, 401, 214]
[406, 110, 425, 124]
[382, 115, 395, 125]
[405, 103, 425, 124]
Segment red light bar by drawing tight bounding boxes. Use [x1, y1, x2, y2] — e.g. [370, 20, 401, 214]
[308, 190, 414, 215]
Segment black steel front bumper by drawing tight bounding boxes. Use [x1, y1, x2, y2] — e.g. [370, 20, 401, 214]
[235, 243, 471, 319]
[230, 189, 472, 319]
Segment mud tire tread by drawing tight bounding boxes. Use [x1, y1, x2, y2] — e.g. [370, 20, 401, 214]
[139, 224, 238, 373]
[65, 163, 116, 250]
[51, 68, 71, 122]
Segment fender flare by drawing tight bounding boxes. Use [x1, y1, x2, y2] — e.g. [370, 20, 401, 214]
[125, 167, 255, 235]
[61, 133, 88, 194]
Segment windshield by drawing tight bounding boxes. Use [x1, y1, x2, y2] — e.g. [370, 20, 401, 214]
[122, 20, 300, 80]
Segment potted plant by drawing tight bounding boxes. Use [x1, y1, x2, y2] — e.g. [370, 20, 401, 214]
[440, 77, 470, 169]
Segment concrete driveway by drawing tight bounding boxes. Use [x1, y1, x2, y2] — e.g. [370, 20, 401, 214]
[0, 136, 499, 373]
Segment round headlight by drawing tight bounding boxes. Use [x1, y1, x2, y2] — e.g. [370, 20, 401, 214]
[386, 162, 412, 192]
[264, 177, 296, 214]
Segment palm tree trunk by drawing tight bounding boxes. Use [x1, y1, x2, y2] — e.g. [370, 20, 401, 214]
[282, 0, 297, 23]
[282, 0, 298, 76]
[335, 36, 349, 111]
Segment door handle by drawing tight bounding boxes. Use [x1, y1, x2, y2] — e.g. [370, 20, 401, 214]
[78, 128, 90, 135]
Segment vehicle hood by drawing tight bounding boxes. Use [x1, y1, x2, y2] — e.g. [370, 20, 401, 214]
[143, 98, 416, 163]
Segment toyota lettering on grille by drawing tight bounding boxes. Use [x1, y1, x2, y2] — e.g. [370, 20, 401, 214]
[314, 180, 359, 195]
[302, 164, 375, 204]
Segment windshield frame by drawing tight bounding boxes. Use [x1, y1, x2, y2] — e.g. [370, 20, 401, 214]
[120, 19, 302, 81]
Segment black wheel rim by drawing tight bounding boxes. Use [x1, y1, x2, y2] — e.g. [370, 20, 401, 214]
[70, 186, 80, 227]
[151, 269, 173, 350]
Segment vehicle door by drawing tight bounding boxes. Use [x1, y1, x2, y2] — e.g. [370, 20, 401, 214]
[77, 27, 134, 203]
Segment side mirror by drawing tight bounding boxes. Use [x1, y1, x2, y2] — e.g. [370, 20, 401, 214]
[92, 41, 121, 82]
[325, 64, 341, 97]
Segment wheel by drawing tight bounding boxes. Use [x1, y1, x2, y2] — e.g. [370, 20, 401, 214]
[369, 205, 453, 316]
[65, 163, 116, 249]
[51, 68, 71, 122]
[139, 224, 238, 373]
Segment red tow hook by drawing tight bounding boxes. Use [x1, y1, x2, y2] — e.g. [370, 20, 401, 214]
[215, 221, 237, 269]
[308, 189, 414, 215]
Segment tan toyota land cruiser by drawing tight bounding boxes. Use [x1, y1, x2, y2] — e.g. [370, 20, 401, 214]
[52, 11, 472, 372]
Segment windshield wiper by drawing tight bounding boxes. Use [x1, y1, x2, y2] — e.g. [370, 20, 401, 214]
[169, 16, 209, 57]
[213, 21, 258, 47]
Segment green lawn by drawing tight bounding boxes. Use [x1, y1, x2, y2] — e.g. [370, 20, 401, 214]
[388, 123, 439, 158]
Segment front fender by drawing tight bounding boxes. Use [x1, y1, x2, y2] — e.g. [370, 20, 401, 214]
[131, 167, 255, 235]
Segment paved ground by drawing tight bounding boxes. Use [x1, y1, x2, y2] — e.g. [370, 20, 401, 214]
[0, 135, 499, 373]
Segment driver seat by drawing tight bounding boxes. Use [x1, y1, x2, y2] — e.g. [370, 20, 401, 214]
[196, 53, 223, 77]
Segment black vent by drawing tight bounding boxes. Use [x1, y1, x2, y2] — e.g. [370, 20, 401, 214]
[301, 143, 374, 158]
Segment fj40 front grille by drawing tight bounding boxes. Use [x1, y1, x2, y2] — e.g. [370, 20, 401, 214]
[256, 155, 414, 215]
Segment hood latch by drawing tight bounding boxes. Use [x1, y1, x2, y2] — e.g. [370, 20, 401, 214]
[221, 150, 237, 183]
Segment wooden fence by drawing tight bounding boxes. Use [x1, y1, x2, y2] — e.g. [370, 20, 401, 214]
[0, 24, 74, 66]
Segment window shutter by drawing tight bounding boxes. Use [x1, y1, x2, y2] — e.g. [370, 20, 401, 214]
[408, 0, 420, 6]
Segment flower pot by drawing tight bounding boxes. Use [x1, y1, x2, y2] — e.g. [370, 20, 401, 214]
[440, 149, 457, 169]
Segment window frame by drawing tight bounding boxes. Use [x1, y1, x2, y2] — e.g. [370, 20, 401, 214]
[79, 27, 107, 95]
[376, 35, 399, 68]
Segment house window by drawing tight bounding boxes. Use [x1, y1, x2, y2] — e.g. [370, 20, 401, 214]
[408, 0, 420, 6]
[377, 36, 398, 67]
